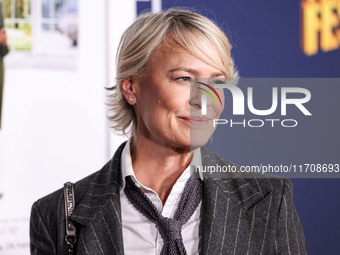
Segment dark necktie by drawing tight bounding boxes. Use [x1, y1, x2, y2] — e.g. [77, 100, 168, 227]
[124, 175, 203, 255]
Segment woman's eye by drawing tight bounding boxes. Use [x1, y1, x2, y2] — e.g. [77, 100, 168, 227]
[177, 77, 192, 83]
[212, 79, 225, 85]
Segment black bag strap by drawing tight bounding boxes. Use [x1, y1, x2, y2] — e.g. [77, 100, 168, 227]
[64, 182, 77, 255]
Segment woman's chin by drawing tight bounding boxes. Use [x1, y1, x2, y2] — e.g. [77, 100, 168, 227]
[189, 128, 214, 149]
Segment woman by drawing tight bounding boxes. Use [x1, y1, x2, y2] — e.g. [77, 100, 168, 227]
[30, 9, 306, 255]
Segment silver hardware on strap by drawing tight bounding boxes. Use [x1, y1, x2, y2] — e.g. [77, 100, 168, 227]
[64, 182, 76, 255]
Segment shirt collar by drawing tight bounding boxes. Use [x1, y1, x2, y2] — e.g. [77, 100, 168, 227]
[120, 139, 203, 191]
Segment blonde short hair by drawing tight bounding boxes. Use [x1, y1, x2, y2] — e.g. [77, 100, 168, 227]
[106, 8, 237, 136]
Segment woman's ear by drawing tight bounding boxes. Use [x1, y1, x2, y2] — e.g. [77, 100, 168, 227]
[120, 77, 137, 105]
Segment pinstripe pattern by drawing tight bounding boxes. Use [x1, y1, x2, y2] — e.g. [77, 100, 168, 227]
[205, 186, 219, 255]
[219, 198, 230, 255]
[233, 207, 242, 255]
[283, 196, 291, 255]
[200, 147, 306, 255]
[30, 142, 306, 254]
[80, 234, 89, 255]
[246, 204, 257, 255]
[260, 195, 272, 254]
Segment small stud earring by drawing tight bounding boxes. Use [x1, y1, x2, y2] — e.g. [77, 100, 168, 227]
[129, 98, 134, 102]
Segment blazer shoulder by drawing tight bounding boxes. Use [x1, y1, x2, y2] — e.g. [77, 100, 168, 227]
[30, 142, 127, 254]
[32, 141, 127, 218]
[32, 159, 112, 220]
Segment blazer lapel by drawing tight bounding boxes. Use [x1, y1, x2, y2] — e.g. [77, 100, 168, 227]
[200, 147, 270, 255]
[70, 143, 126, 255]
[201, 178, 230, 255]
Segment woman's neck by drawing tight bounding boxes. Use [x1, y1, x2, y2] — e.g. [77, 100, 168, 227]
[130, 136, 191, 205]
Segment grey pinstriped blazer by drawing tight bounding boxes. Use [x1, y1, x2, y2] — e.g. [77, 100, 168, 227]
[30, 142, 306, 254]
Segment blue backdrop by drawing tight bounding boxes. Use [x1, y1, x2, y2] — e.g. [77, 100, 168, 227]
[138, 1, 340, 254]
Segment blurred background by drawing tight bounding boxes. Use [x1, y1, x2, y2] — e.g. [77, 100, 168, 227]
[0, 0, 339, 254]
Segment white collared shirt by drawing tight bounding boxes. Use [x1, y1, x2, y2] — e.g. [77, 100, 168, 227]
[120, 140, 202, 255]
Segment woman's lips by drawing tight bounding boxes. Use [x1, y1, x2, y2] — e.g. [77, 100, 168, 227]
[179, 116, 211, 126]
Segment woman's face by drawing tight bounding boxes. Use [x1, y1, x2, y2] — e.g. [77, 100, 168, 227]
[132, 43, 225, 150]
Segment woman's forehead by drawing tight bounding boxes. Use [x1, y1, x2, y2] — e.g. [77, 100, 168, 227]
[149, 37, 225, 74]
[145, 45, 225, 80]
